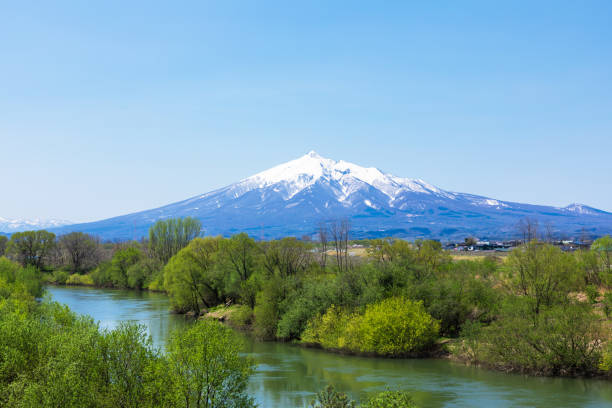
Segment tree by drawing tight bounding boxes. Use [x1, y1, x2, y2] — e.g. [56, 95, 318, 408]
[111, 247, 143, 288]
[164, 237, 224, 315]
[59, 232, 100, 273]
[0, 235, 7, 257]
[464, 236, 478, 247]
[221, 233, 258, 283]
[330, 219, 351, 272]
[7, 230, 56, 269]
[591, 235, 612, 285]
[167, 320, 255, 408]
[149, 217, 202, 264]
[261, 238, 311, 278]
[318, 222, 329, 269]
[507, 241, 577, 316]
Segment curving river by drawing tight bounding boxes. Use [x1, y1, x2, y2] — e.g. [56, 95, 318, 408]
[47, 286, 612, 408]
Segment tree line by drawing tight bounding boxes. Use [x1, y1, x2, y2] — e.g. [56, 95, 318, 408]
[2, 217, 612, 378]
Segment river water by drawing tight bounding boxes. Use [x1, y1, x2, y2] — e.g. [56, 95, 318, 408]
[46, 286, 612, 407]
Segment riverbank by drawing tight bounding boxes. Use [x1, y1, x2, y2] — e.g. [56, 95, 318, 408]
[44, 285, 612, 407]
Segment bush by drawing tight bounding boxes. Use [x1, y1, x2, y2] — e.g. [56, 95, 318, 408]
[362, 390, 416, 408]
[477, 300, 604, 376]
[603, 292, 612, 318]
[358, 297, 439, 355]
[51, 270, 70, 284]
[309, 385, 355, 408]
[302, 297, 439, 356]
[302, 305, 361, 351]
[586, 284, 599, 304]
[91, 261, 113, 287]
[66, 273, 94, 286]
[229, 305, 254, 328]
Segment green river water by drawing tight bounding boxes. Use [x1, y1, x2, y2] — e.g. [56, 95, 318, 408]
[46, 286, 612, 408]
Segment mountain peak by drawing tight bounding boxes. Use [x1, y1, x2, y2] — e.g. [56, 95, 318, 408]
[305, 150, 322, 159]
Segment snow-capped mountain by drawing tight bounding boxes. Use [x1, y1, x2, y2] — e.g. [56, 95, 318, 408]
[48, 151, 612, 240]
[0, 217, 72, 234]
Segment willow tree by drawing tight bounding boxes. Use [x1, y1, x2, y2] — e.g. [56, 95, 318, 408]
[148, 217, 202, 264]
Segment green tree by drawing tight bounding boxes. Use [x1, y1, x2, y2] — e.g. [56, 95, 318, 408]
[111, 247, 143, 288]
[507, 241, 578, 315]
[103, 323, 160, 408]
[163, 237, 224, 314]
[7, 230, 56, 269]
[591, 235, 612, 286]
[149, 217, 202, 264]
[167, 320, 255, 408]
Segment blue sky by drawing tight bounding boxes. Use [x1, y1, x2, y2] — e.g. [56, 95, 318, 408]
[1, 1, 611, 222]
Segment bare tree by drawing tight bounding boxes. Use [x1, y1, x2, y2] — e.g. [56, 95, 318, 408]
[517, 218, 539, 243]
[330, 219, 351, 272]
[59, 232, 101, 273]
[318, 222, 328, 270]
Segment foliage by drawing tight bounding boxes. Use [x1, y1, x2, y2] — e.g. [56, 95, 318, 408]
[6, 230, 56, 269]
[303, 298, 439, 356]
[163, 237, 224, 314]
[66, 273, 95, 286]
[111, 247, 143, 288]
[507, 241, 579, 315]
[0, 235, 7, 257]
[476, 299, 604, 376]
[149, 217, 202, 264]
[58, 232, 100, 273]
[228, 305, 254, 328]
[0, 271, 256, 408]
[361, 390, 416, 408]
[309, 385, 356, 408]
[166, 319, 255, 408]
[585, 284, 599, 304]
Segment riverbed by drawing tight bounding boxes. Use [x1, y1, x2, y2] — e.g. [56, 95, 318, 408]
[47, 286, 612, 407]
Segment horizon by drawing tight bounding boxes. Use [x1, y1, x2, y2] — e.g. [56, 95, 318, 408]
[2, 1, 612, 222]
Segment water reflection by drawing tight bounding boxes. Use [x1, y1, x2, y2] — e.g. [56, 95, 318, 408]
[47, 286, 612, 408]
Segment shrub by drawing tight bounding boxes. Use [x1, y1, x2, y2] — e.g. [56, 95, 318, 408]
[309, 385, 355, 408]
[478, 300, 604, 376]
[603, 292, 612, 318]
[66, 273, 94, 286]
[302, 297, 439, 356]
[358, 297, 439, 355]
[301, 305, 361, 350]
[362, 390, 416, 408]
[229, 305, 254, 328]
[91, 261, 113, 287]
[51, 270, 70, 284]
[585, 284, 599, 304]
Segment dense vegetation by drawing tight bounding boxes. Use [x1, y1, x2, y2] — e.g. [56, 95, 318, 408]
[4, 218, 612, 378]
[0, 256, 255, 408]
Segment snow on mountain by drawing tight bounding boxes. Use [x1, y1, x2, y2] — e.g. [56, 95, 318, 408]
[230, 151, 452, 203]
[0, 217, 72, 233]
[45, 151, 612, 241]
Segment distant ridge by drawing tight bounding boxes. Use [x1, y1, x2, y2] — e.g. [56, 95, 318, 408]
[23, 151, 612, 240]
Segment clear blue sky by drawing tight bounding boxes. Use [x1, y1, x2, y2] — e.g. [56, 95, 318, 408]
[1, 1, 611, 222]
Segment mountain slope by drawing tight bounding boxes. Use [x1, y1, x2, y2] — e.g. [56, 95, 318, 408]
[49, 151, 612, 241]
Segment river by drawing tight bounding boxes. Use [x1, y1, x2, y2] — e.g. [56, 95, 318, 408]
[46, 286, 612, 407]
